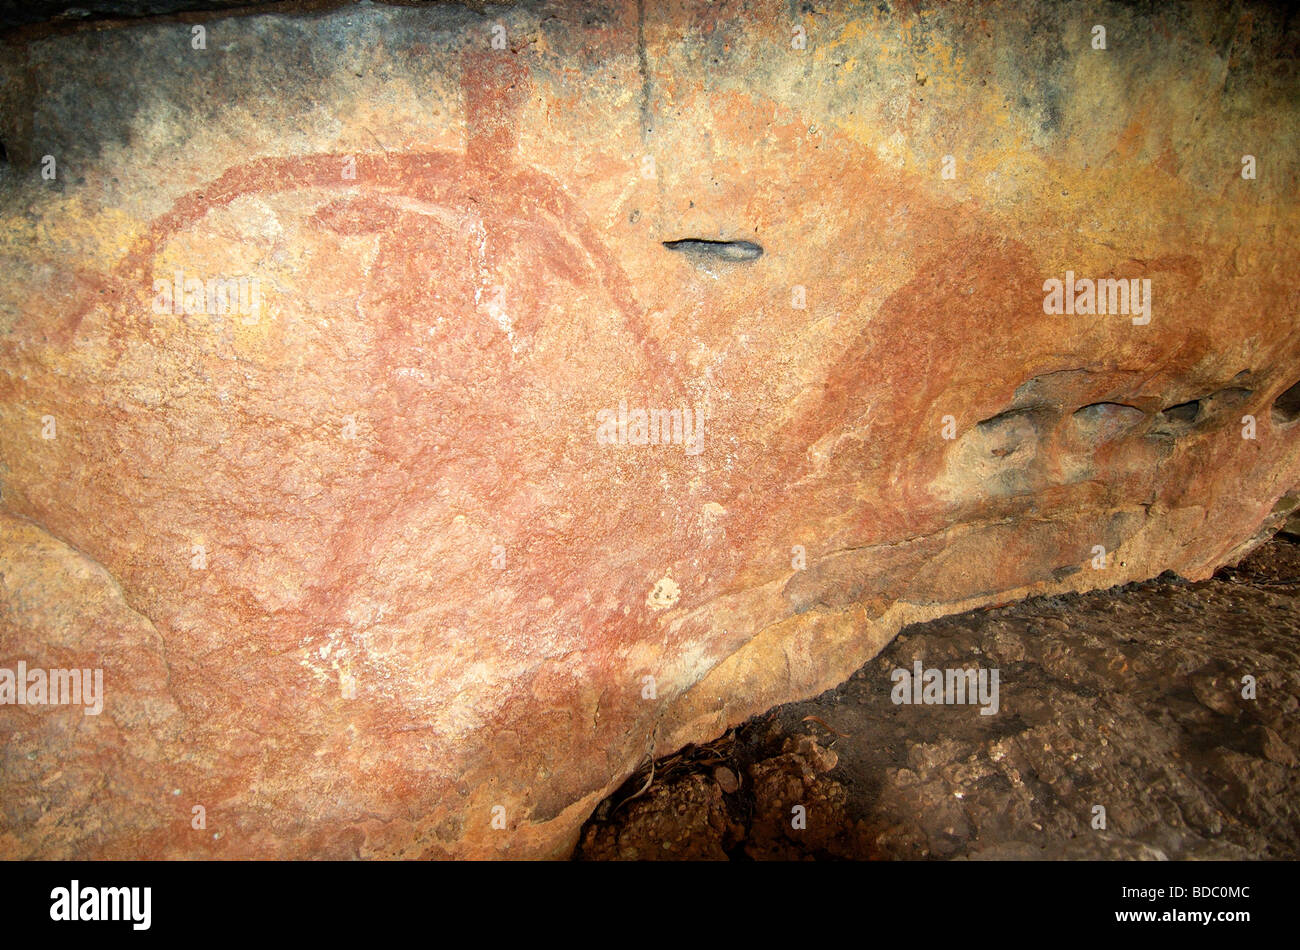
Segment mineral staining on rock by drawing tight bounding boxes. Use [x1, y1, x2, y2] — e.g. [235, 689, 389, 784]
[646, 575, 682, 611]
[0, 0, 1298, 859]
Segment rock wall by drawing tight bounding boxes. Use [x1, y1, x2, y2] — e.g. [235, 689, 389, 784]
[1, 0, 1297, 858]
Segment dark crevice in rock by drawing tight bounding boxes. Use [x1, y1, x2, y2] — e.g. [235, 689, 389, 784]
[662, 238, 763, 262]
[976, 404, 1053, 425]
[1147, 387, 1258, 439]
[1159, 399, 1202, 425]
[1070, 402, 1146, 442]
[1271, 378, 1300, 425]
[1073, 401, 1143, 415]
[970, 406, 1050, 461]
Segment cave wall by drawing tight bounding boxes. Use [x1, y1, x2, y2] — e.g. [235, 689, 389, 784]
[0, 0, 1297, 857]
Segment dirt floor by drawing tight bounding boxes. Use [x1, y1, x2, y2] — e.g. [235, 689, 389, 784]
[575, 533, 1300, 860]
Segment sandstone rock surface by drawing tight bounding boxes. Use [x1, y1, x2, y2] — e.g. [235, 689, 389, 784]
[1, 0, 1298, 858]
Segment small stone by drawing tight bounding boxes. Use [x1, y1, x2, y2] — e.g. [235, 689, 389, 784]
[713, 766, 739, 794]
[1249, 726, 1297, 767]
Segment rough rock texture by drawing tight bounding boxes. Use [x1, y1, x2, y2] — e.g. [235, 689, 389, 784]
[578, 536, 1300, 860]
[1, 0, 1298, 858]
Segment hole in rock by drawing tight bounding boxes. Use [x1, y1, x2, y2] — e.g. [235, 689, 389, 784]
[973, 407, 1045, 458]
[1071, 402, 1146, 442]
[1159, 399, 1201, 425]
[1272, 378, 1300, 425]
[662, 238, 763, 262]
[976, 406, 1049, 428]
[1206, 387, 1254, 411]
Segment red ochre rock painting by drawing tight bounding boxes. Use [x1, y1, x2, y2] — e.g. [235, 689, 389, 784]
[1, 7, 1299, 858]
